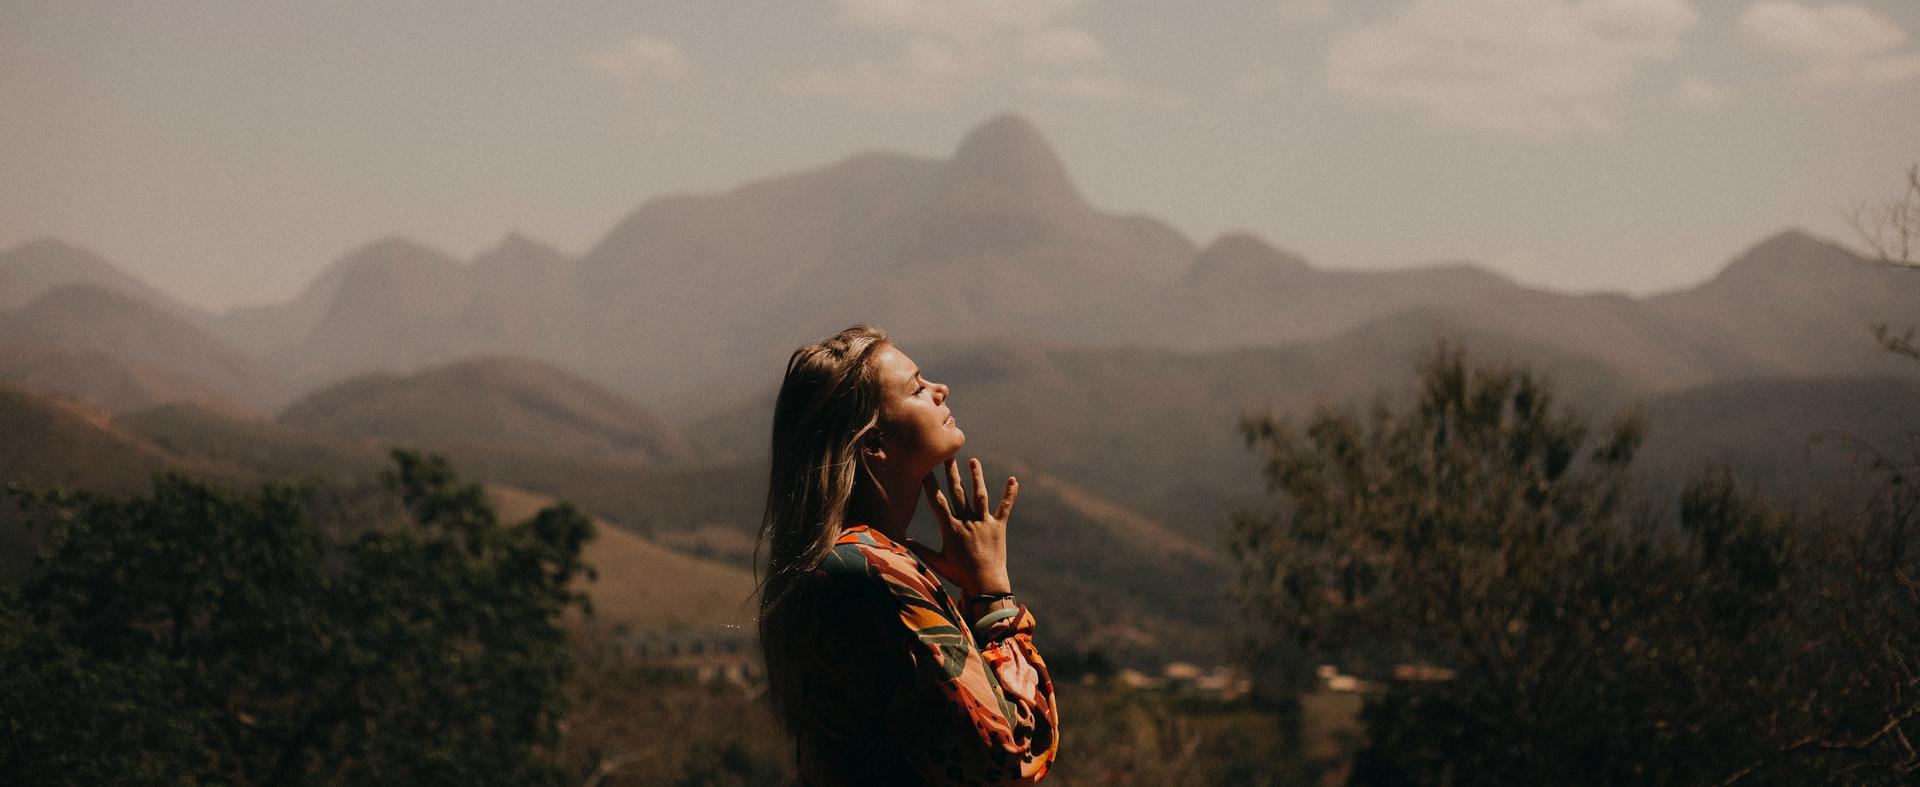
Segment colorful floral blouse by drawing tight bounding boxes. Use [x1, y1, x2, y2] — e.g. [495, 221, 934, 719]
[790, 524, 1059, 786]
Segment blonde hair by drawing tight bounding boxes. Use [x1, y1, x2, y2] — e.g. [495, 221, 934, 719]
[756, 324, 891, 734]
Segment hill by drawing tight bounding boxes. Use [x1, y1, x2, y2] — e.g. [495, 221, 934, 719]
[1635, 375, 1920, 504]
[0, 238, 206, 321]
[0, 384, 206, 494]
[1647, 230, 1920, 379]
[0, 284, 282, 413]
[0, 385, 233, 580]
[278, 356, 693, 465]
[484, 485, 757, 634]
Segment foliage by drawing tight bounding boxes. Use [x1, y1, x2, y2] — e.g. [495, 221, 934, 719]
[1041, 682, 1314, 786]
[0, 450, 594, 786]
[1230, 345, 1920, 785]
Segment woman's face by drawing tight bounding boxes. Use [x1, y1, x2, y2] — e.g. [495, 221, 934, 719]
[870, 343, 964, 472]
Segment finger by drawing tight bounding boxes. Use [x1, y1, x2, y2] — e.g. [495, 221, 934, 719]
[969, 458, 988, 514]
[922, 475, 954, 524]
[996, 475, 1019, 522]
[946, 459, 967, 515]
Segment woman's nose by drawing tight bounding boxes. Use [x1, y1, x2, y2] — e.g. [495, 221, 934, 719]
[933, 382, 949, 403]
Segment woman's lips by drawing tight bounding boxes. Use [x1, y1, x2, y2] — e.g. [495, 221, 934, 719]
[944, 414, 955, 426]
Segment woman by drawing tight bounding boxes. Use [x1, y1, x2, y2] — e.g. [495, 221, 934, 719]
[757, 325, 1060, 786]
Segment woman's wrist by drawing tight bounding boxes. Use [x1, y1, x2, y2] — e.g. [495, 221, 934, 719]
[966, 591, 1017, 620]
[971, 570, 1013, 597]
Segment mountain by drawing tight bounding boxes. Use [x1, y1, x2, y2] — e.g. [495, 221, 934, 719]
[1636, 375, 1920, 503]
[227, 116, 1920, 423]
[1647, 230, 1920, 380]
[573, 113, 1200, 413]
[1275, 231, 1920, 399]
[218, 232, 590, 391]
[1056, 232, 1522, 349]
[0, 238, 206, 322]
[264, 237, 477, 390]
[278, 356, 693, 465]
[0, 284, 283, 412]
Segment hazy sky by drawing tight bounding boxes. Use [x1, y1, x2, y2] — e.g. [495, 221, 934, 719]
[4, 0, 1917, 311]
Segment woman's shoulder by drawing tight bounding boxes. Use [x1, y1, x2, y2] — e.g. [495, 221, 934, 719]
[821, 525, 948, 605]
[824, 525, 919, 577]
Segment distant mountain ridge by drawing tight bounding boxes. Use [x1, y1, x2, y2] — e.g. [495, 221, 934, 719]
[116, 114, 1900, 421]
[4, 114, 1914, 434]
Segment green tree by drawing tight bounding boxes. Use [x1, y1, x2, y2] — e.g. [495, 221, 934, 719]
[0, 450, 594, 786]
[1225, 346, 1900, 784]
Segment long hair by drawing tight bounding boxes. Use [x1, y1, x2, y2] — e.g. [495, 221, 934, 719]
[756, 324, 891, 735]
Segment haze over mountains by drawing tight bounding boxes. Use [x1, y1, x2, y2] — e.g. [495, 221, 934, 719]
[4, 113, 1915, 419]
[4, 114, 1916, 662]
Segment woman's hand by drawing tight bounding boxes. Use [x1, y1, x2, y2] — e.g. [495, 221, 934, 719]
[907, 457, 1018, 598]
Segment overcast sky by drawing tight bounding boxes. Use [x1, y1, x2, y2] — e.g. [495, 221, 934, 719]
[3, 0, 1917, 311]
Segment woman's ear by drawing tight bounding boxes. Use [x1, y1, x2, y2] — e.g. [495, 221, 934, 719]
[860, 431, 887, 463]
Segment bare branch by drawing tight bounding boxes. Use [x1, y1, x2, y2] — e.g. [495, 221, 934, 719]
[1852, 163, 1920, 268]
[1873, 323, 1920, 362]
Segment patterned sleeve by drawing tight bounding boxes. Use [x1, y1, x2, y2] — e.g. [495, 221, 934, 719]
[848, 539, 1061, 786]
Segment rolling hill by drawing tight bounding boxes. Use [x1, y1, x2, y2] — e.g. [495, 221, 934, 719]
[0, 238, 206, 321]
[0, 284, 283, 413]
[278, 356, 693, 465]
[484, 485, 758, 634]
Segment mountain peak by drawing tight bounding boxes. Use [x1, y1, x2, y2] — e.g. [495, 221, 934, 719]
[1715, 229, 1865, 282]
[20, 281, 148, 313]
[0, 237, 199, 317]
[1185, 232, 1314, 285]
[1747, 228, 1841, 258]
[953, 114, 1058, 166]
[476, 232, 566, 266]
[4, 236, 97, 260]
[1, 237, 121, 278]
[935, 113, 1082, 217]
[343, 235, 454, 266]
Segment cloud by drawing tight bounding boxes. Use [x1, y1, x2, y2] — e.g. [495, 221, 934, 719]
[581, 36, 692, 89]
[1737, 2, 1920, 92]
[1325, 0, 1700, 139]
[778, 0, 1169, 108]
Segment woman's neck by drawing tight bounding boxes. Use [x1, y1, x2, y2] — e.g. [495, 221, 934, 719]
[847, 471, 920, 544]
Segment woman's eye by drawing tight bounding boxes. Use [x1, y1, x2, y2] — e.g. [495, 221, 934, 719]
[914, 385, 926, 396]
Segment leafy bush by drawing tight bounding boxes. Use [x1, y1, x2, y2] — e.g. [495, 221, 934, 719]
[0, 450, 593, 786]
[1231, 345, 1920, 785]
